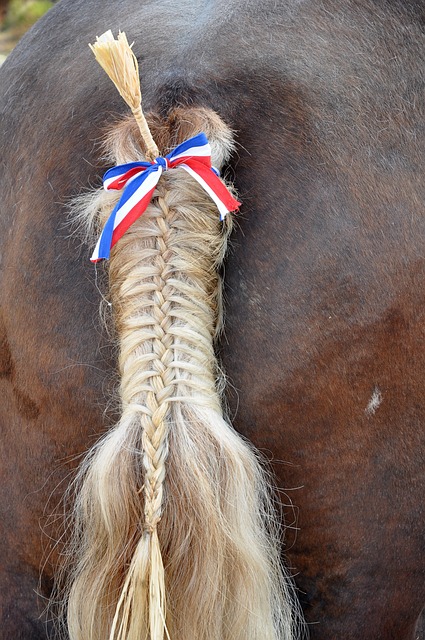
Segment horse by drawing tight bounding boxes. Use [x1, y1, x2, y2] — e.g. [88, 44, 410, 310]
[0, 0, 424, 638]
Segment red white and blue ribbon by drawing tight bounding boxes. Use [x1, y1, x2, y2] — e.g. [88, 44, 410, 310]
[91, 132, 241, 262]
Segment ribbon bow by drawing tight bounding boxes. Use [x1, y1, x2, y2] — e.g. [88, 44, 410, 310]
[91, 132, 241, 262]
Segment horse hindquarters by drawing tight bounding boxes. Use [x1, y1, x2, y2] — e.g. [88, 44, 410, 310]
[1, 0, 424, 638]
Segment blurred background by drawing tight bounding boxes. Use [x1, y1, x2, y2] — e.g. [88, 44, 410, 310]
[0, 0, 54, 64]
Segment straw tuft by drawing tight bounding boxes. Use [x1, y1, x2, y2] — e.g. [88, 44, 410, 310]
[89, 30, 159, 160]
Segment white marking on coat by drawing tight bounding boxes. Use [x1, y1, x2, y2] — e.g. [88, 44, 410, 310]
[365, 386, 382, 416]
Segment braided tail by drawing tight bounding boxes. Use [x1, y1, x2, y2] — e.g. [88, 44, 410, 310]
[62, 108, 299, 640]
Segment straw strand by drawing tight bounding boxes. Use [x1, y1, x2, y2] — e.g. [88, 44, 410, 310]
[89, 30, 159, 159]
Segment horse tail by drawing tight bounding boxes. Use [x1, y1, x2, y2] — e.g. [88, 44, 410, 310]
[62, 107, 299, 640]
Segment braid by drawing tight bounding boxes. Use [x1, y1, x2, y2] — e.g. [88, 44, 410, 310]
[60, 108, 300, 640]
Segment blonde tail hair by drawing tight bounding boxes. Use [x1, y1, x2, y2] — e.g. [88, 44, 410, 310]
[62, 107, 300, 640]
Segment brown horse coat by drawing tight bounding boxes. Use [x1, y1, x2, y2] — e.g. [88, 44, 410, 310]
[0, 1, 424, 638]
